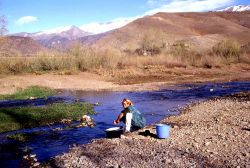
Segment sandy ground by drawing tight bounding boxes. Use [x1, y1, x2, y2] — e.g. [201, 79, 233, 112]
[45, 92, 250, 168]
[0, 72, 116, 94]
[0, 66, 250, 94]
[0, 72, 175, 94]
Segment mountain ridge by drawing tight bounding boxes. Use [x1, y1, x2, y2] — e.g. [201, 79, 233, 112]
[9, 9, 250, 51]
[91, 11, 250, 51]
[0, 36, 45, 56]
[218, 5, 250, 12]
[12, 25, 92, 48]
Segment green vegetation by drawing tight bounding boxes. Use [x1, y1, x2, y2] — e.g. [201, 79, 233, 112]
[0, 86, 95, 133]
[0, 102, 94, 133]
[6, 132, 38, 142]
[0, 86, 56, 100]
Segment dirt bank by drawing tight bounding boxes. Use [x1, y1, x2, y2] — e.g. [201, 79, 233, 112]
[0, 72, 117, 94]
[1, 65, 250, 95]
[47, 92, 250, 168]
[99, 64, 250, 85]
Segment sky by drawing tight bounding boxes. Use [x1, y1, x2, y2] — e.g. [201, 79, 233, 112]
[0, 0, 249, 34]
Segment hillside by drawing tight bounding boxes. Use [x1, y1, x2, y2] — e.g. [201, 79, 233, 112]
[9, 11, 250, 53]
[0, 36, 44, 56]
[13, 26, 91, 48]
[93, 11, 250, 51]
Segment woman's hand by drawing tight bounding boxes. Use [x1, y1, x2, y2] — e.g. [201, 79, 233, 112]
[114, 113, 124, 125]
[113, 120, 119, 125]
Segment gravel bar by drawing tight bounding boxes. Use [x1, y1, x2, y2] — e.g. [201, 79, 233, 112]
[45, 92, 250, 168]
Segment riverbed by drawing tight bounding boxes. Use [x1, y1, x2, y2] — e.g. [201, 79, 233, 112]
[0, 81, 250, 167]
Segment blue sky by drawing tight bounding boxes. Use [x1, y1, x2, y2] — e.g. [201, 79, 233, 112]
[1, 0, 249, 34]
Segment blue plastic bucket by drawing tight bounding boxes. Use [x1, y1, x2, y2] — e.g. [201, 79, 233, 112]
[156, 124, 170, 139]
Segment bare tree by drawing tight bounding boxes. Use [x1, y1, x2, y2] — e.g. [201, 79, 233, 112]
[0, 15, 8, 56]
[137, 29, 165, 55]
[0, 15, 8, 36]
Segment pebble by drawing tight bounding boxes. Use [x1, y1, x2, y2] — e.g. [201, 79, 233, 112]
[205, 142, 211, 146]
[48, 94, 250, 168]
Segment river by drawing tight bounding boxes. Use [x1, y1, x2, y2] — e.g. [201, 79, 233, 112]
[0, 81, 250, 167]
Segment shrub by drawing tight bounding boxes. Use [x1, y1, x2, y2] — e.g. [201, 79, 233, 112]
[137, 29, 166, 56]
[212, 39, 241, 62]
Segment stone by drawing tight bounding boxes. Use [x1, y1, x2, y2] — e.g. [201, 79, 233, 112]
[205, 142, 211, 146]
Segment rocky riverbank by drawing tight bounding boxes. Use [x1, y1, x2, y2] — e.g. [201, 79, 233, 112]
[45, 92, 250, 168]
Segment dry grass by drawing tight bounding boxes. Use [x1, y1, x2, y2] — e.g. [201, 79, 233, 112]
[118, 54, 186, 68]
[211, 39, 241, 63]
[0, 46, 123, 74]
[0, 39, 249, 74]
[167, 39, 249, 68]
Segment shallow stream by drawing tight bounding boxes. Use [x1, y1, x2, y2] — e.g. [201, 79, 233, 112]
[0, 81, 250, 167]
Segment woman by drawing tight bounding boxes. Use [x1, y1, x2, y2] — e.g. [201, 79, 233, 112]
[113, 98, 146, 132]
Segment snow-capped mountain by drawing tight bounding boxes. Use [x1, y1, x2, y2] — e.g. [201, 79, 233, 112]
[218, 5, 250, 12]
[13, 25, 92, 48]
[33, 25, 91, 39]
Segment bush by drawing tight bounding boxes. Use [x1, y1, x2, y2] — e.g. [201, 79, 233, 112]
[170, 42, 189, 55]
[212, 39, 241, 62]
[137, 30, 166, 56]
[0, 38, 246, 75]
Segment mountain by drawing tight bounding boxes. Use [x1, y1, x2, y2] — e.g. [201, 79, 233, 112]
[92, 11, 250, 51]
[13, 25, 92, 48]
[13, 32, 38, 37]
[78, 31, 113, 45]
[33, 25, 91, 40]
[10, 11, 250, 53]
[218, 5, 250, 12]
[0, 36, 44, 56]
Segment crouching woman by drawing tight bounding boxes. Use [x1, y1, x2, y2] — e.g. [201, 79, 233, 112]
[113, 98, 146, 132]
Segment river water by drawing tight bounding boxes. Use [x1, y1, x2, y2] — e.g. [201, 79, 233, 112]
[0, 81, 250, 167]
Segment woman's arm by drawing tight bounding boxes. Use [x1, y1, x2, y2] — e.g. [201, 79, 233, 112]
[113, 112, 124, 124]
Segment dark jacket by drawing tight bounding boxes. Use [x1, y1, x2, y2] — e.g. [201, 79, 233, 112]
[121, 106, 146, 129]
